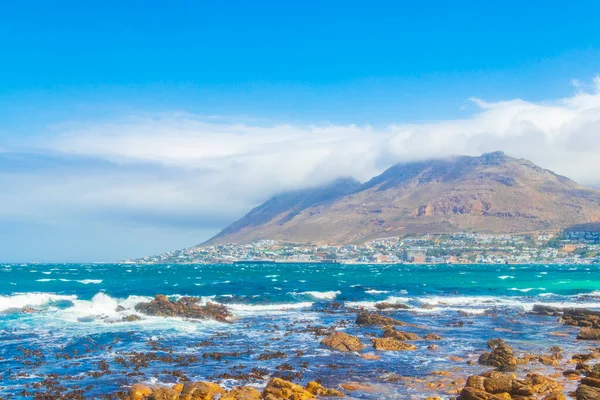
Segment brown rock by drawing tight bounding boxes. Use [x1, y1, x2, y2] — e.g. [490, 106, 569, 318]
[372, 337, 417, 351]
[304, 382, 343, 397]
[149, 387, 179, 400]
[129, 384, 153, 400]
[340, 383, 374, 392]
[578, 328, 600, 340]
[424, 333, 442, 340]
[457, 387, 510, 400]
[135, 295, 232, 322]
[263, 378, 315, 400]
[576, 384, 600, 400]
[478, 339, 517, 371]
[374, 302, 410, 310]
[221, 386, 262, 400]
[527, 373, 563, 395]
[355, 311, 408, 326]
[381, 326, 419, 340]
[581, 377, 600, 388]
[179, 381, 225, 400]
[320, 332, 365, 352]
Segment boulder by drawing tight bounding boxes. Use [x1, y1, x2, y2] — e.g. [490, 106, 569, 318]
[149, 387, 179, 400]
[424, 333, 442, 340]
[576, 384, 600, 400]
[372, 337, 417, 351]
[578, 328, 600, 340]
[374, 302, 410, 310]
[478, 339, 517, 371]
[262, 378, 315, 400]
[179, 381, 225, 400]
[129, 384, 153, 400]
[304, 381, 343, 396]
[381, 326, 419, 340]
[355, 311, 408, 326]
[221, 386, 262, 400]
[581, 377, 600, 388]
[457, 387, 510, 400]
[527, 373, 563, 395]
[320, 332, 364, 352]
[135, 295, 232, 322]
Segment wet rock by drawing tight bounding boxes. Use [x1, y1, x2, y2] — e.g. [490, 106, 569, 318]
[355, 311, 408, 326]
[527, 373, 563, 395]
[305, 381, 343, 397]
[221, 386, 262, 400]
[374, 302, 410, 310]
[149, 387, 179, 400]
[576, 384, 600, 400]
[371, 337, 417, 351]
[532, 305, 562, 315]
[123, 315, 142, 322]
[381, 326, 419, 340]
[581, 377, 600, 388]
[262, 378, 314, 400]
[578, 328, 600, 340]
[179, 381, 224, 400]
[424, 333, 442, 340]
[457, 387, 509, 400]
[135, 295, 232, 322]
[320, 332, 364, 352]
[129, 384, 152, 400]
[478, 339, 517, 372]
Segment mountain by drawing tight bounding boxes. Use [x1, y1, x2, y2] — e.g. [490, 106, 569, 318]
[205, 152, 600, 245]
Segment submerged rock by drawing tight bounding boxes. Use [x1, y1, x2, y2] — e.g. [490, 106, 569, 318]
[134, 295, 232, 322]
[320, 332, 364, 352]
[374, 302, 410, 310]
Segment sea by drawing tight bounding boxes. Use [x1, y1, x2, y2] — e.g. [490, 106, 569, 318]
[1, 262, 599, 399]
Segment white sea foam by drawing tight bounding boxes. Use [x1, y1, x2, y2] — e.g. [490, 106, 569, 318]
[228, 302, 314, 312]
[365, 289, 389, 294]
[77, 279, 103, 284]
[0, 293, 77, 312]
[498, 276, 514, 279]
[297, 290, 341, 300]
[36, 279, 55, 282]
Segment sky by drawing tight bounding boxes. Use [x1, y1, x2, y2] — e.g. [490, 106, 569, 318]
[1, 1, 600, 262]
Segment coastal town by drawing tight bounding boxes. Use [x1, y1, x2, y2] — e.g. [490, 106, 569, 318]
[131, 229, 600, 265]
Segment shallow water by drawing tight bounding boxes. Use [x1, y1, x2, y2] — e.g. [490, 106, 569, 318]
[0, 263, 599, 398]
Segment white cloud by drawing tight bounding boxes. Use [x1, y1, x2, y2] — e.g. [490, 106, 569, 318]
[2, 76, 600, 258]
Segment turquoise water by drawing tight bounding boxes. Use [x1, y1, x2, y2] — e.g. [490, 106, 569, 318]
[1, 262, 599, 398]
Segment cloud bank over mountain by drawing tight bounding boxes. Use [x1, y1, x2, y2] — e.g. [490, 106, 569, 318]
[2, 77, 600, 260]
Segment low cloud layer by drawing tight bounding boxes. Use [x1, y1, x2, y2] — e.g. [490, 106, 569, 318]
[2, 77, 600, 261]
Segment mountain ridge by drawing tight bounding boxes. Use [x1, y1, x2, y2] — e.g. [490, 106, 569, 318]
[204, 152, 600, 245]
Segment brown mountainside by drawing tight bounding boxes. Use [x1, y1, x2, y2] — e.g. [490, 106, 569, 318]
[205, 152, 600, 245]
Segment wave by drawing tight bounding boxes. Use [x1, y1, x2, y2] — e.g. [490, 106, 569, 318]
[365, 289, 389, 294]
[295, 290, 341, 300]
[0, 293, 77, 312]
[498, 276, 514, 279]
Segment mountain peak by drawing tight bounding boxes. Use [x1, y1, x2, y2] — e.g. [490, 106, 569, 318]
[205, 152, 600, 245]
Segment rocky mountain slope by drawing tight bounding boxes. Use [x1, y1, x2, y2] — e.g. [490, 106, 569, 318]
[205, 152, 600, 245]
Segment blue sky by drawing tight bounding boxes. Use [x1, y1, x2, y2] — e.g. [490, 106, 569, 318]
[1, 1, 600, 261]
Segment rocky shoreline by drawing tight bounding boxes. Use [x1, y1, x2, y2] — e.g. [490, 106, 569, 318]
[6, 294, 600, 399]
